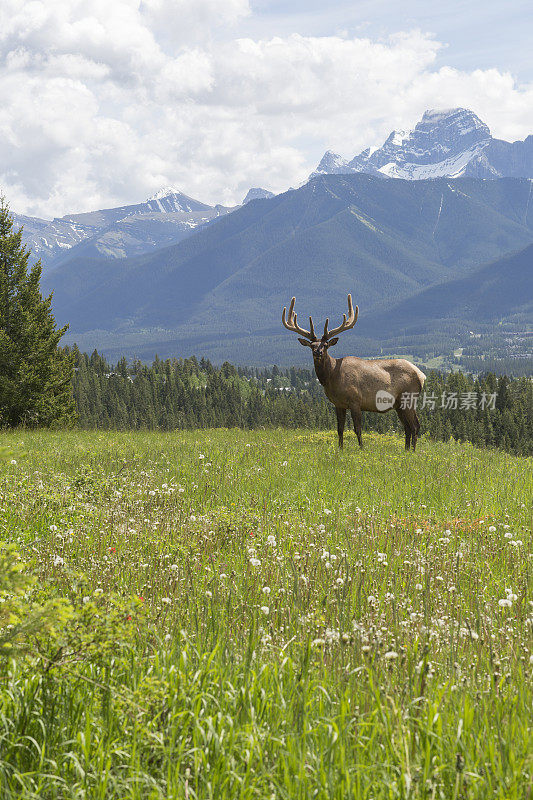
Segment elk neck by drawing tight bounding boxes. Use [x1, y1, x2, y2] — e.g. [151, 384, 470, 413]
[313, 351, 336, 387]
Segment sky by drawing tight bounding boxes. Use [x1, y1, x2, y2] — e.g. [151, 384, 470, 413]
[1, 0, 532, 218]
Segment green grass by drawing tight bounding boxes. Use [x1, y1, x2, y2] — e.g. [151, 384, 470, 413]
[0, 429, 532, 799]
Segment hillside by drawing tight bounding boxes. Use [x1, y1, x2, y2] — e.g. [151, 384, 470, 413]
[43, 174, 533, 362]
[363, 243, 533, 339]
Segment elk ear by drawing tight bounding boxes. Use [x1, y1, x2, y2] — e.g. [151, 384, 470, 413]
[298, 337, 313, 347]
[326, 337, 339, 348]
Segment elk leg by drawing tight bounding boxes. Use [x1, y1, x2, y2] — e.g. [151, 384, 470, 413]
[411, 411, 421, 452]
[336, 407, 346, 449]
[396, 407, 412, 450]
[350, 408, 364, 449]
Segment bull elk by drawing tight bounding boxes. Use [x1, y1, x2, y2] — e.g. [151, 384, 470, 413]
[282, 294, 426, 450]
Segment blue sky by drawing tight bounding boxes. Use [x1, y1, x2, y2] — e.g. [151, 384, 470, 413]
[247, 0, 532, 80]
[1, 0, 531, 217]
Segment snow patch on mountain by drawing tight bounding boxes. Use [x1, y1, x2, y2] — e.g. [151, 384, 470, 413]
[378, 141, 491, 180]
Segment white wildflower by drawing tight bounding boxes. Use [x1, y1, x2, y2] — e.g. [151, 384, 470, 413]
[325, 628, 340, 644]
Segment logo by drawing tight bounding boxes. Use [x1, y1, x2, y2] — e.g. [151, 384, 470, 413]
[375, 390, 395, 410]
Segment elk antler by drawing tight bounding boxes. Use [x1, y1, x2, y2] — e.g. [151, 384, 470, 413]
[282, 297, 316, 340]
[323, 294, 359, 340]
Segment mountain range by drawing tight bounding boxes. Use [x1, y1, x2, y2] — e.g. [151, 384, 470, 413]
[42, 172, 533, 363]
[312, 108, 533, 181]
[13, 188, 240, 273]
[15, 108, 533, 276]
[10, 107, 533, 363]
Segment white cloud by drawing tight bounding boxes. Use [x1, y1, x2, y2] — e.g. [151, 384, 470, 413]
[0, 1, 532, 217]
[140, 0, 250, 46]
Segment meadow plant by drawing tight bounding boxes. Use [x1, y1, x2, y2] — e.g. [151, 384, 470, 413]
[0, 429, 531, 798]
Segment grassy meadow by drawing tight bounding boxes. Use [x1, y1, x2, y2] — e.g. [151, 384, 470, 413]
[0, 428, 532, 799]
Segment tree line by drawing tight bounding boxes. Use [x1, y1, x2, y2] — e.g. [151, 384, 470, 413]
[69, 347, 533, 456]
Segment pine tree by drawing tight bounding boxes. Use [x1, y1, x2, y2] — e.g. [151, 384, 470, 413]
[0, 197, 75, 427]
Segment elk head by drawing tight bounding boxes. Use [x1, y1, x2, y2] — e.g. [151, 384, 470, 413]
[281, 294, 359, 363]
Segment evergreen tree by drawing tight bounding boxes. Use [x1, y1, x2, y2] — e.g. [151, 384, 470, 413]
[0, 198, 75, 427]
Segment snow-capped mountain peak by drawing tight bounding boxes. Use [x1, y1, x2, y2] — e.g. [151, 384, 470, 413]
[312, 107, 532, 182]
[312, 150, 350, 177]
[146, 186, 183, 201]
[144, 187, 210, 214]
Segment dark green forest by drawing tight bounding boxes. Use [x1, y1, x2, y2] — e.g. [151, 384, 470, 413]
[69, 347, 533, 456]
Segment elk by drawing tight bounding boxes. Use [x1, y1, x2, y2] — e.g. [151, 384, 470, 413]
[282, 294, 426, 450]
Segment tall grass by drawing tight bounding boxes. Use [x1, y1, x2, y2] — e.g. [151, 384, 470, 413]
[0, 429, 531, 798]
